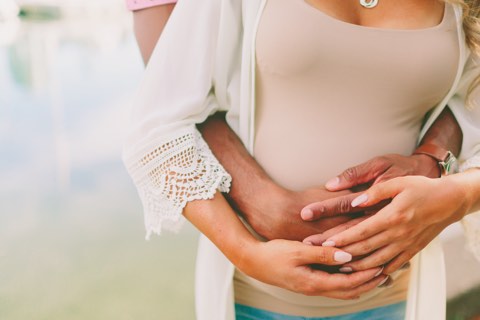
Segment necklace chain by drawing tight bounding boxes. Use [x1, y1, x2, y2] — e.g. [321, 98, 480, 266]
[360, 0, 379, 9]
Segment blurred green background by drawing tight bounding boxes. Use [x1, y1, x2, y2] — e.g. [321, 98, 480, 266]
[0, 1, 197, 319]
[0, 1, 479, 319]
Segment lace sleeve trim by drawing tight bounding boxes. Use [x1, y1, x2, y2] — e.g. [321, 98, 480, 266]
[460, 155, 480, 261]
[125, 127, 232, 239]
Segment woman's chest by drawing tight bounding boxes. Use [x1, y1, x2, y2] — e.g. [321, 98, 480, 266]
[255, 0, 459, 102]
[305, 0, 445, 30]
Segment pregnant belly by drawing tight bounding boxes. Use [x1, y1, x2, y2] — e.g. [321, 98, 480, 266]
[254, 116, 420, 192]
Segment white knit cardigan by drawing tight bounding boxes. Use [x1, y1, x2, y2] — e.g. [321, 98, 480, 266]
[123, 1, 480, 319]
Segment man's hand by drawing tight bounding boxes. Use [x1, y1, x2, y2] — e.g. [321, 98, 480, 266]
[300, 154, 435, 221]
[324, 153, 440, 191]
[240, 185, 358, 241]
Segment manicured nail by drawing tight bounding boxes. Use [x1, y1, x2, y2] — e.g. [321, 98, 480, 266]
[379, 276, 393, 288]
[301, 209, 314, 220]
[322, 240, 336, 247]
[325, 177, 340, 189]
[334, 251, 352, 263]
[339, 267, 353, 273]
[377, 276, 390, 287]
[375, 267, 385, 277]
[400, 262, 411, 270]
[352, 194, 368, 207]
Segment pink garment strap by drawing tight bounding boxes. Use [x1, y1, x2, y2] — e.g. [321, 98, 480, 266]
[126, 0, 177, 11]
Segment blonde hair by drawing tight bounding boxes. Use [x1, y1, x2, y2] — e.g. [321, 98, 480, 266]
[452, 0, 480, 51]
[445, 0, 480, 104]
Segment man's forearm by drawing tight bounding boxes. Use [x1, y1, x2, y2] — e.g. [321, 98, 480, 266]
[198, 113, 283, 216]
[412, 107, 463, 177]
[419, 107, 462, 156]
[199, 114, 355, 240]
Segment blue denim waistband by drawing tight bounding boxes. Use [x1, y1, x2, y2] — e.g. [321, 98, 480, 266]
[235, 301, 406, 320]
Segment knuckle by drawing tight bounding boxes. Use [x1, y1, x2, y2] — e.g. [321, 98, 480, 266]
[291, 279, 306, 294]
[402, 226, 416, 239]
[376, 156, 388, 164]
[395, 211, 414, 225]
[300, 282, 317, 296]
[342, 167, 358, 182]
[387, 214, 400, 225]
[317, 249, 331, 263]
[338, 279, 352, 290]
[392, 228, 406, 239]
[359, 229, 369, 238]
[350, 261, 365, 272]
[290, 248, 303, 262]
[360, 242, 373, 253]
[337, 198, 351, 214]
[316, 205, 326, 215]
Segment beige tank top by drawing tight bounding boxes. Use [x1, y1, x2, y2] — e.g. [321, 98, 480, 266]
[235, 0, 459, 317]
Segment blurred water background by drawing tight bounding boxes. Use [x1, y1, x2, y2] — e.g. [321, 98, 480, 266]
[0, 1, 197, 319]
[0, 1, 479, 319]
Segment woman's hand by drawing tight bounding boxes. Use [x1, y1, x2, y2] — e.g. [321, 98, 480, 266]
[304, 175, 470, 274]
[240, 239, 387, 299]
[184, 192, 386, 299]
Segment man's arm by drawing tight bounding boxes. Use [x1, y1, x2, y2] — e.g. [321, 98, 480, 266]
[198, 113, 353, 240]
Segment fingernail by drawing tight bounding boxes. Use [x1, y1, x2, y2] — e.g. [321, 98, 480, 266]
[325, 177, 340, 189]
[339, 267, 353, 273]
[375, 267, 385, 277]
[304, 241, 313, 246]
[377, 276, 390, 287]
[379, 276, 393, 288]
[301, 209, 314, 220]
[334, 251, 352, 263]
[352, 194, 368, 207]
[400, 262, 411, 270]
[322, 240, 336, 247]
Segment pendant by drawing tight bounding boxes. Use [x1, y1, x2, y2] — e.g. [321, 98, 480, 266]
[360, 0, 379, 9]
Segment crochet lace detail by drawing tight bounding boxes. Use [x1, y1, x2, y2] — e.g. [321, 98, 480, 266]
[460, 155, 480, 262]
[127, 128, 231, 239]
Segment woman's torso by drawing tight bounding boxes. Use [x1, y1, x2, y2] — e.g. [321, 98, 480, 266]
[235, 0, 459, 317]
[253, 0, 458, 191]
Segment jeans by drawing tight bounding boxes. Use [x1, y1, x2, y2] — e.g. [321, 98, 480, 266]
[235, 301, 406, 320]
